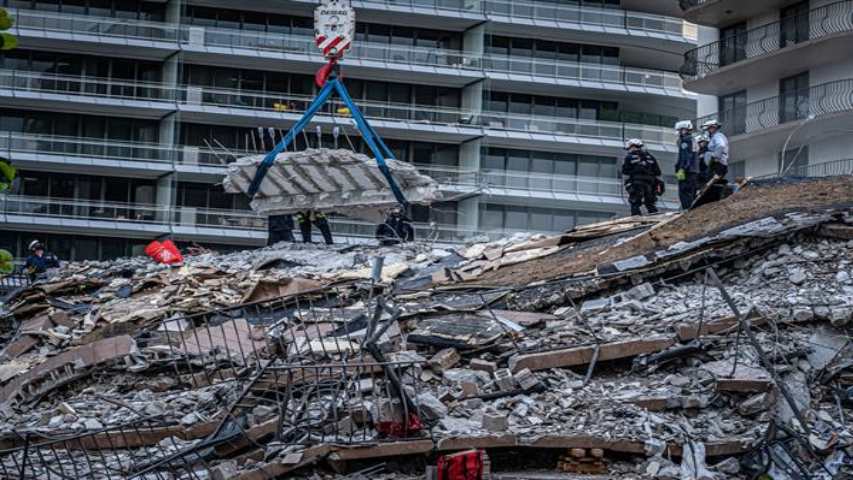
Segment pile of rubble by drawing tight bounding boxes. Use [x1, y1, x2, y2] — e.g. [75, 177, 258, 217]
[0, 176, 851, 479]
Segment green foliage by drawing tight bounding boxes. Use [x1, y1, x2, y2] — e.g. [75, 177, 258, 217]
[0, 249, 13, 275]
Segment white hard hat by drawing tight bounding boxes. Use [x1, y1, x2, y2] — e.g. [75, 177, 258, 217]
[675, 120, 694, 131]
[695, 133, 710, 144]
[28, 240, 44, 251]
[701, 119, 721, 130]
[625, 138, 644, 149]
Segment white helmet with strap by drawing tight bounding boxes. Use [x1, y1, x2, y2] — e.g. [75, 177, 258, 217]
[675, 120, 694, 131]
[701, 119, 722, 130]
[625, 138, 644, 150]
[28, 240, 43, 251]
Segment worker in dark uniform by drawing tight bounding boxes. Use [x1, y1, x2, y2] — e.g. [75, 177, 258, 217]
[375, 206, 415, 246]
[296, 210, 334, 245]
[674, 120, 699, 210]
[267, 214, 295, 245]
[24, 240, 60, 281]
[622, 138, 661, 216]
[696, 134, 712, 185]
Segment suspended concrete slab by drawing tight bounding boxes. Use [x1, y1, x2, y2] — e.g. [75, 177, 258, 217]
[223, 148, 442, 221]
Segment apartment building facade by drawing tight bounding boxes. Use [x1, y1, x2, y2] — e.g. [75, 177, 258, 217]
[0, 0, 697, 260]
[681, 0, 853, 179]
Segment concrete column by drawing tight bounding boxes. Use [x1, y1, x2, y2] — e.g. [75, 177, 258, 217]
[457, 197, 480, 234]
[456, 138, 482, 234]
[156, 112, 178, 222]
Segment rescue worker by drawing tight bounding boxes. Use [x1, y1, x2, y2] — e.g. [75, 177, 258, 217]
[375, 206, 415, 246]
[702, 119, 729, 179]
[24, 240, 60, 281]
[701, 119, 730, 204]
[622, 139, 661, 216]
[674, 120, 699, 210]
[267, 214, 295, 245]
[296, 210, 333, 245]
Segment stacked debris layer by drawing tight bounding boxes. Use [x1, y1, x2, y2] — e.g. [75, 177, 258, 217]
[223, 148, 442, 221]
[0, 177, 851, 479]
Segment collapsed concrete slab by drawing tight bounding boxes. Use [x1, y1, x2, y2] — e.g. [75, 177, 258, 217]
[223, 148, 442, 222]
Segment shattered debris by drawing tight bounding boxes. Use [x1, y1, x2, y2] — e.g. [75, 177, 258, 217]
[0, 176, 852, 479]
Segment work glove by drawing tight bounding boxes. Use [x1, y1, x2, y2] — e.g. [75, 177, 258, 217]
[0, 249, 12, 275]
[675, 169, 686, 182]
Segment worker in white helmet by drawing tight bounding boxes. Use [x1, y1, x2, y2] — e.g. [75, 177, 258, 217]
[25, 240, 60, 281]
[674, 120, 698, 210]
[701, 119, 729, 179]
[622, 139, 662, 216]
[700, 120, 731, 205]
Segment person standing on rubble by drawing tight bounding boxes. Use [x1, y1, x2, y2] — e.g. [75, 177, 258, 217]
[674, 121, 699, 210]
[622, 139, 661, 216]
[699, 119, 731, 204]
[296, 210, 334, 245]
[375, 206, 415, 246]
[24, 240, 60, 281]
[696, 133, 712, 185]
[702, 119, 729, 180]
[267, 214, 295, 245]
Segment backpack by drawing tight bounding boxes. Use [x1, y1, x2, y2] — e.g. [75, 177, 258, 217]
[437, 450, 483, 480]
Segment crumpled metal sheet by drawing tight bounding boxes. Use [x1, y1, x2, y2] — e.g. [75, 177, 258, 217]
[223, 148, 442, 221]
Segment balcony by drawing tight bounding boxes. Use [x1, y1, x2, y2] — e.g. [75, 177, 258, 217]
[481, 110, 676, 154]
[418, 165, 679, 208]
[0, 195, 533, 246]
[681, 0, 853, 95]
[696, 78, 853, 159]
[11, 9, 692, 95]
[0, 71, 678, 154]
[0, 70, 177, 118]
[194, 0, 694, 45]
[482, 54, 692, 100]
[679, 0, 791, 28]
[11, 8, 181, 59]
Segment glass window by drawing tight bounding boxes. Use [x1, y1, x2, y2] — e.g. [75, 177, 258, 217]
[779, 72, 809, 124]
[718, 90, 747, 135]
[505, 207, 528, 229]
[74, 237, 99, 260]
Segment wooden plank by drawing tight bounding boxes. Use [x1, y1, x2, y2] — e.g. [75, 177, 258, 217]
[509, 336, 675, 372]
[436, 435, 518, 451]
[327, 440, 434, 461]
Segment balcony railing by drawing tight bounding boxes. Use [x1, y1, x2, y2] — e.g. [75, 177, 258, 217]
[0, 195, 533, 243]
[483, 0, 688, 38]
[0, 71, 677, 148]
[186, 85, 472, 126]
[481, 110, 675, 145]
[414, 165, 679, 203]
[681, 0, 853, 80]
[11, 8, 181, 43]
[481, 54, 686, 92]
[696, 78, 853, 137]
[194, 26, 476, 69]
[11, 9, 692, 88]
[788, 158, 853, 178]
[0, 131, 177, 164]
[0, 70, 177, 102]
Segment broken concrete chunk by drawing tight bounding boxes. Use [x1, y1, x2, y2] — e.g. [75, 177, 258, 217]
[482, 413, 508, 432]
[514, 368, 540, 391]
[416, 392, 448, 421]
[789, 269, 808, 285]
[712, 457, 740, 475]
[493, 368, 516, 391]
[625, 282, 655, 301]
[429, 348, 461, 373]
[469, 358, 498, 374]
[738, 393, 774, 416]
